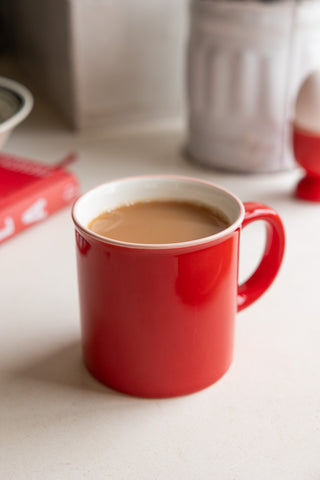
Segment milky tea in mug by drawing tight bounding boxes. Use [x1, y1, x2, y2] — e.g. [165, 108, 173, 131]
[88, 199, 231, 244]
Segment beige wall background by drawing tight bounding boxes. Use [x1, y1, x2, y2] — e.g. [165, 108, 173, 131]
[10, 0, 188, 129]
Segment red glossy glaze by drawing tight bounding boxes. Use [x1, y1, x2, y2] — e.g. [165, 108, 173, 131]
[74, 201, 284, 398]
[293, 125, 320, 201]
[238, 203, 285, 311]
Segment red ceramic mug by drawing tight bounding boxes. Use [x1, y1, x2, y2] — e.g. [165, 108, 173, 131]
[72, 175, 285, 398]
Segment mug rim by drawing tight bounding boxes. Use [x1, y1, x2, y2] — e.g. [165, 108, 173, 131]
[72, 175, 245, 250]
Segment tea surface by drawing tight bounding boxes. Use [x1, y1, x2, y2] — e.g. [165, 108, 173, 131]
[88, 199, 230, 244]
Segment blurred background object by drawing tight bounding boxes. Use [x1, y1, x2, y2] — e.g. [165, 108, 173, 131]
[2, 0, 320, 176]
[0, 0, 187, 130]
[186, 0, 320, 173]
[293, 70, 320, 201]
[0, 76, 33, 149]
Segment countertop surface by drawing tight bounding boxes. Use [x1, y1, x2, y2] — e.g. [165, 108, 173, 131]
[1, 87, 320, 480]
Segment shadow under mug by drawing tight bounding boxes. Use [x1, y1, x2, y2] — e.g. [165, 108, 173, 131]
[72, 175, 285, 398]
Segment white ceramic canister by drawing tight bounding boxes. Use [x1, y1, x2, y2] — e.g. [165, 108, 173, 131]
[186, 0, 320, 173]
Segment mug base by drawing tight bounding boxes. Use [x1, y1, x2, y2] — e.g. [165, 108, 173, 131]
[83, 358, 232, 399]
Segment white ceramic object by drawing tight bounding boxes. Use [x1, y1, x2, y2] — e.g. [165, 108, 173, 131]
[187, 0, 320, 173]
[0, 77, 33, 149]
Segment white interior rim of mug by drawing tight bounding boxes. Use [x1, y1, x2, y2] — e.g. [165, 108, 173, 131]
[72, 175, 245, 250]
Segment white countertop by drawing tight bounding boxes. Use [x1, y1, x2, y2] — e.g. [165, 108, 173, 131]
[1, 92, 320, 480]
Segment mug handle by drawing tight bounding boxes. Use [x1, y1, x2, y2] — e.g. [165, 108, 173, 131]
[237, 202, 285, 312]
